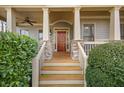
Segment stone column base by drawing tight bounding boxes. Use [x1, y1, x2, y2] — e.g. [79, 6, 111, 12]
[44, 40, 53, 60]
[71, 40, 83, 60]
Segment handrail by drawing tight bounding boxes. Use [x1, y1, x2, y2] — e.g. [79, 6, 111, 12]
[32, 41, 46, 87]
[83, 41, 107, 55]
[84, 41, 108, 45]
[78, 42, 88, 87]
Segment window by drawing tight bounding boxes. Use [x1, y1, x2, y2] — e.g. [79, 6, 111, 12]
[0, 20, 2, 31]
[82, 24, 95, 41]
[0, 20, 7, 32]
[3, 21, 7, 32]
[20, 29, 29, 36]
[120, 24, 124, 40]
[38, 30, 43, 40]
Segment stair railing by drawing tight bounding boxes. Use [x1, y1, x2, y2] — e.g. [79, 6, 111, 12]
[78, 42, 88, 87]
[32, 41, 46, 87]
[84, 41, 107, 55]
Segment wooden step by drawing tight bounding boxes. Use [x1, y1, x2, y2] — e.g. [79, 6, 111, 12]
[40, 84, 84, 87]
[42, 63, 80, 66]
[41, 66, 81, 71]
[40, 80, 83, 84]
[41, 70, 82, 74]
[40, 74, 84, 80]
[44, 60, 79, 63]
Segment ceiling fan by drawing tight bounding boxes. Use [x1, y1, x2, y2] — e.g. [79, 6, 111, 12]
[19, 17, 37, 26]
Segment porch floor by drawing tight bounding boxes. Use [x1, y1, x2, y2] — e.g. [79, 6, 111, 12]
[40, 52, 84, 87]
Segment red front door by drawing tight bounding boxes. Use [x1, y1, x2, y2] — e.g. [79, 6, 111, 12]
[57, 31, 66, 51]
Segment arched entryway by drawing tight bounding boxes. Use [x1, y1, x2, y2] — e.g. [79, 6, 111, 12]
[51, 20, 73, 52]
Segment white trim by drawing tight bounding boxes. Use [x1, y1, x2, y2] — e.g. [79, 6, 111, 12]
[40, 71, 82, 74]
[0, 5, 122, 8]
[50, 20, 72, 26]
[83, 41, 108, 44]
[40, 80, 84, 84]
[32, 41, 46, 87]
[81, 22, 96, 41]
[53, 27, 70, 52]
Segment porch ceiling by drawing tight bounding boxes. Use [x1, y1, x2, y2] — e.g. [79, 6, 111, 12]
[120, 7, 124, 11]
[14, 8, 42, 12]
[14, 8, 43, 26]
[80, 7, 113, 11]
[0, 8, 6, 20]
[49, 8, 73, 12]
[15, 8, 74, 26]
[0, 6, 124, 27]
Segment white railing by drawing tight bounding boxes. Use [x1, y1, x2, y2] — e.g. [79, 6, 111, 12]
[32, 41, 46, 87]
[84, 41, 107, 55]
[78, 42, 88, 87]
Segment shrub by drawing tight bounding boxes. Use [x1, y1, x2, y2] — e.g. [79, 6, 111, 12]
[86, 41, 124, 87]
[0, 32, 38, 87]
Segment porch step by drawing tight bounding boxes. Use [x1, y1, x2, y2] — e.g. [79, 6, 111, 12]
[41, 66, 81, 71]
[40, 52, 83, 87]
[40, 71, 82, 74]
[40, 84, 84, 87]
[40, 80, 84, 84]
[42, 63, 80, 66]
[45, 60, 79, 63]
[40, 74, 84, 80]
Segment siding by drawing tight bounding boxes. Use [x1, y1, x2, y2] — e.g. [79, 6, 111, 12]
[81, 19, 110, 41]
[16, 26, 42, 41]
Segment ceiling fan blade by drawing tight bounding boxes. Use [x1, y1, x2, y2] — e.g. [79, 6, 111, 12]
[28, 21, 33, 26]
[30, 21, 37, 23]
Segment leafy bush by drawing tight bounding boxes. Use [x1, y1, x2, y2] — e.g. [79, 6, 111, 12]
[0, 32, 38, 87]
[86, 41, 124, 87]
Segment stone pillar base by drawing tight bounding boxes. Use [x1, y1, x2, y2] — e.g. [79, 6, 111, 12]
[44, 40, 53, 60]
[71, 40, 83, 60]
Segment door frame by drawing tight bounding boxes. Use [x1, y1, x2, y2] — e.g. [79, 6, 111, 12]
[53, 27, 70, 52]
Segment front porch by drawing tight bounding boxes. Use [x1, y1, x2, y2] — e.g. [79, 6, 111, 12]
[0, 5, 124, 87]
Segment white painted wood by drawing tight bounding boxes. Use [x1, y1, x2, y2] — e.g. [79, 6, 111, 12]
[51, 20, 73, 26]
[74, 7, 81, 40]
[6, 7, 16, 32]
[42, 63, 80, 66]
[40, 80, 84, 84]
[84, 41, 108, 44]
[32, 42, 46, 87]
[40, 71, 82, 74]
[83, 41, 107, 55]
[78, 42, 88, 87]
[110, 7, 121, 40]
[43, 8, 49, 40]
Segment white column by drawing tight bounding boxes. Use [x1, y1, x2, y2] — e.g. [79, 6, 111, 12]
[74, 7, 81, 40]
[6, 8, 16, 32]
[42, 8, 49, 41]
[110, 7, 121, 40]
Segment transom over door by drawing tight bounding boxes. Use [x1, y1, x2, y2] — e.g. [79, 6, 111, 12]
[57, 31, 66, 51]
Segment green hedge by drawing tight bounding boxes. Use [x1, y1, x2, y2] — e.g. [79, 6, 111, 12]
[86, 41, 124, 87]
[0, 32, 38, 87]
